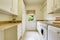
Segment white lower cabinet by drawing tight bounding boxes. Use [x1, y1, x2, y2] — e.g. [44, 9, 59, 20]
[0, 30, 4, 40]
[0, 24, 22, 40]
[4, 26, 17, 40]
[48, 25, 60, 40]
[0, 26, 17, 40]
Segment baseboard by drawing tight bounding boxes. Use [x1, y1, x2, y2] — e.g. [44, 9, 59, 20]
[26, 30, 38, 32]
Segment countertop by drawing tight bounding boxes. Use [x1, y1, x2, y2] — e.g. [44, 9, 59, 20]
[47, 23, 60, 28]
[37, 21, 60, 28]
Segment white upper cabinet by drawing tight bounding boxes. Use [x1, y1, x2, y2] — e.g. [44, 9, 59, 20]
[0, 0, 18, 15]
[12, 0, 18, 15]
[54, 0, 60, 12]
[47, 0, 54, 14]
[47, 0, 60, 14]
[0, 0, 12, 13]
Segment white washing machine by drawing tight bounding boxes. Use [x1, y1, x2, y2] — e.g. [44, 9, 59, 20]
[37, 22, 48, 40]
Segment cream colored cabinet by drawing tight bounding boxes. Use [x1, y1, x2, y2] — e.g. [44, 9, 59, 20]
[47, 0, 60, 13]
[0, 24, 22, 40]
[54, 0, 60, 12]
[47, 0, 54, 14]
[0, 26, 17, 40]
[0, 0, 18, 15]
[0, 0, 12, 13]
[0, 30, 4, 40]
[11, 0, 18, 15]
[48, 25, 60, 40]
[4, 26, 17, 40]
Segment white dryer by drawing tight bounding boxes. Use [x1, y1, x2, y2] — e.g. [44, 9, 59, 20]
[37, 22, 48, 40]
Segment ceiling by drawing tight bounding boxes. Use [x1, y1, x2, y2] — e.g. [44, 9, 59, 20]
[23, 0, 46, 5]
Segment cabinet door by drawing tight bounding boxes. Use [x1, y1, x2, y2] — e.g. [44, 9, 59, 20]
[48, 25, 59, 40]
[12, 0, 18, 15]
[4, 26, 17, 40]
[55, 0, 60, 9]
[54, 0, 60, 11]
[47, 0, 54, 13]
[0, 30, 4, 40]
[0, 0, 12, 12]
[57, 28, 60, 40]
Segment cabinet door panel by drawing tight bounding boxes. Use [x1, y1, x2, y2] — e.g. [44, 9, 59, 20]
[4, 26, 17, 40]
[0, 0, 12, 12]
[55, 0, 60, 9]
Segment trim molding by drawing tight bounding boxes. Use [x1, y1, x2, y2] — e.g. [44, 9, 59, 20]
[36, 20, 48, 21]
[26, 30, 38, 32]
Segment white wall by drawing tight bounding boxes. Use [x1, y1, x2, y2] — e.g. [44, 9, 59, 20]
[25, 4, 44, 30]
[0, 13, 12, 21]
[26, 14, 37, 30]
[26, 4, 44, 20]
[22, 0, 26, 36]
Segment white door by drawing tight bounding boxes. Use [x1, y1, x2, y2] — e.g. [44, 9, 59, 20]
[26, 14, 36, 30]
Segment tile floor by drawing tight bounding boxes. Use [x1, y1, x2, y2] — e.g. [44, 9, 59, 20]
[23, 31, 40, 40]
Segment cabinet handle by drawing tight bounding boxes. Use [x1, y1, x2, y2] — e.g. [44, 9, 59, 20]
[57, 32, 60, 34]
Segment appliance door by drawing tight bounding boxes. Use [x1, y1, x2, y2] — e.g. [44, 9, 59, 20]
[41, 26, 48, 40]
[37, 22, 48, 40]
